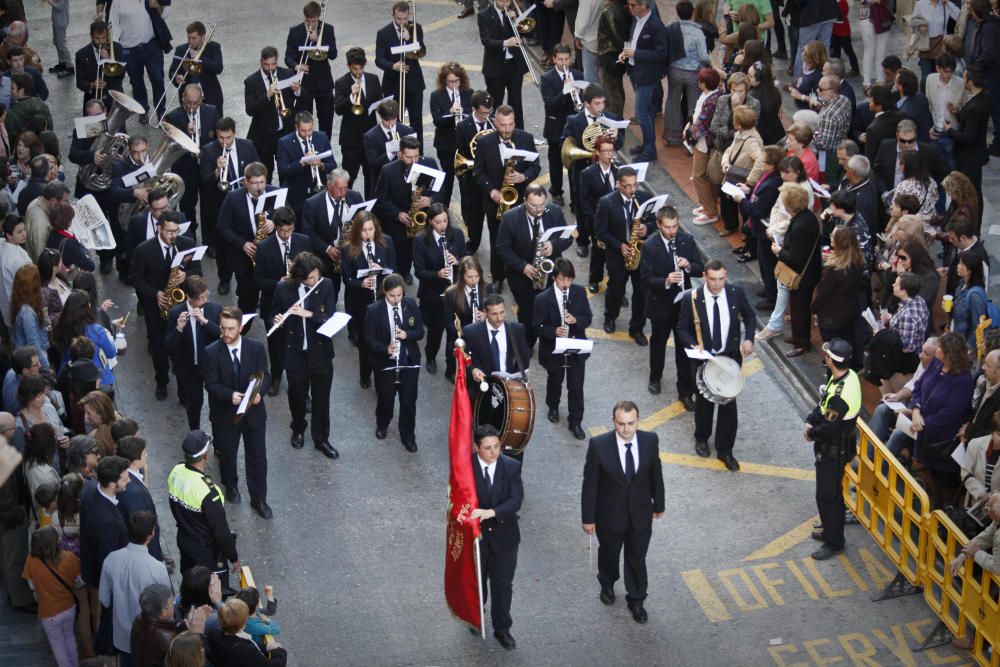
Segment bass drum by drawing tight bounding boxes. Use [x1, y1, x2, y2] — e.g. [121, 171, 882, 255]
[474, 377, 536, 456]
[695, 356, 745, 405]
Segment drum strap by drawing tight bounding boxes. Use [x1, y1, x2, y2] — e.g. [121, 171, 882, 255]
[506, 321, 528, 380]
[691, 289, 705, 352]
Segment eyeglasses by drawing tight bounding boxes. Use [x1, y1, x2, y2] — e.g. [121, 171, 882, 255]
[898, 138, 916, 144]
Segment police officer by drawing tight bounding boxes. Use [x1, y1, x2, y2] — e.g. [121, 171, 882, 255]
[166, 431, 240, 587]
[804, 339, 861, 561]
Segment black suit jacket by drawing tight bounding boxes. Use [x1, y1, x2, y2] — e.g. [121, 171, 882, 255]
[206, 627, 288, 667]
[625, 13, 669, 86]
[594, 190, 653, 272]
[170, 41, 224, 110]
[472, 130, 541, 197]
[276, 129, 337, 213]
[116, 470, 164, 561]
[253, 232, 312, 320]
[863, 110, 906, 160]
[125, 212, 157, 257]
[362, 121, 416, 184]
[164, 300, 223, 370]
[271, 277, 337, 372]
[17, 177, 45, 217]
[948, 90, 993, 171]
[129, 235, 201, 308]
[201, 338, 271, 429]
[578, 163, 616, 221]
[897, 94, 933, 141]
[496, 204, 572, 293]
[198, 137, 260, 193]
[464, 320, 530, 380]
[473, 453, 523, 551]
[640, 231, 704, 321]
[300, 188, 364, 273]
[872, 139, 947, 193]
[244, 67, 297, 144]
[581, 430, 665, 533]
[333, 72, 381, 147]
[109, 157, 149, 206]
[561, 110, 624, 150]
[737, 170, 782, 240]
[533, 283, 592, 367]
[540, 67, 583, 140]
[429, 88, 472, 157]
[74, 41, 124, 107]
[412, 227, 468, 303]
[373, 157, 443, 232]
[676, 284, 756, 364]
[217, 185, 279, 257]
[284, 22, 337, 95]
[79, 483, 127, 586]
[364, 296, 425, 368]
[163, 103, 219, 185]
[375, 22, 426, 94]
[477, 6, 528, 79]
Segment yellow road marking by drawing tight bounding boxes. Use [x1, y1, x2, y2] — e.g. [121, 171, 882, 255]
[680, 570, 733, 623]
[660, 452, 815, 481]
[585, 328, 633, 342]
[742, 515, 820, 562]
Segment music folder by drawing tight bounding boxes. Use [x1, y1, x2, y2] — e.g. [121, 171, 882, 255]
[554, 338, 593, 355]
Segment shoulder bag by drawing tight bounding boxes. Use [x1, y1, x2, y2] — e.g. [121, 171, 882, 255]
[774, 222, 819, 290]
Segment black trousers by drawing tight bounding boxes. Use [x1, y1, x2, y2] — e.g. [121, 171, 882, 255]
[388, 227, 414, 277]
[480, 538, 518, 633]
[212, 418, 268, 502]
[567, 163, 583, 219]
[756, 234, 777, 301]
[440, 164, 456, 207]
[720, 193, 740, 232]
[694, 385, 738, 455]
[230, 255, 260, 314]
[421, 299, 446, 366]
[200, 190, 231, 283]
[374, 366, 418, 439]
[649, 316, 693, 398]
[829, 35, 859, 72]
[304, 90, 335, 136]
[348, 289, 375, 382]
[288, 367, 333, 444]
[588, 233, 606, 285]
[175, 366, 205, 430]
[459, 175, 485, 253]
[546, 142, 564, 196]
[255, 134, 279, 184]
[483, 198, 505, 282]
[341, 145, 369, 194]
[399, 89, 424, 148]
[179, 175, 199, 237]
[266, 323, 286, 385]
[815, 445, 850, 549]
[605, 267, 645, 332]
[485, 62, 524, 129]
[143, 308, 171, 387]
[596, 523, 652, 603]
[510, 284, 538, 348]
[544, 357, 585, 425]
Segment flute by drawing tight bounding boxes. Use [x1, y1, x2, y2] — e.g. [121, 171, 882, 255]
[265, 277, 324, 337]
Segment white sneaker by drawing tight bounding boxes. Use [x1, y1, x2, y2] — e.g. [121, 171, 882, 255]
[755, 327, 782, 341]
[692, 214, 718, 225]
[692, 205, 704, 215]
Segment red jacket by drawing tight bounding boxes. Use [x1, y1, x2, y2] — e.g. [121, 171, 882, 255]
[833, 0, 851, 37]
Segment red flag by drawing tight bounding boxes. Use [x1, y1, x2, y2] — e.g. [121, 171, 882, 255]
[444, 344, 483, 634]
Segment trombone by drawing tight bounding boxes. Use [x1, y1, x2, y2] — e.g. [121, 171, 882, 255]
[298, 0, 331, 68]
[397, 0, 425, 123]
[102, 22, 124, 78]
[504, 5, 540, 86]
[153, 22, 216, 128]
[181, 22, 218, 75]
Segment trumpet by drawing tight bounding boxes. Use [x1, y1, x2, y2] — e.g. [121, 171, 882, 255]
[160, 261, 186, 320]
[305, 135, 323, 194]
[497, 158, 519, 220]
[269, 71, 291, 118]
[349, 75, 365, 115]
[623, 212, 645, 272]
[218, 143, 233, 191]
[564, 70, 583, 112]
[407, 183, 427, 238]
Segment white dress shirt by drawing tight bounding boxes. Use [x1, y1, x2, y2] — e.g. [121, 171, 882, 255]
[615, 432, 638, 475]
[145, 213, 156, 240]
[477, 456, 496, 485]
[704, 285, 730, 353]
[627, 12, 651, 66]
[488, 322, 508, 374]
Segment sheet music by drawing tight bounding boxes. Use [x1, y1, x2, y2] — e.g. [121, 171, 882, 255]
[276, 72, 304, 90]
[300, 149, 333, 164]
[554, 338, 594, 354]
[318, 312, 351, 338]
[170, 245, 208, 268]
[368, 95, 394, 116]
[236, 377, 258, 415]
[684, 348, 714, 360]
[390, 42, 423, 55]
[74, 113, 107, 139]
[538, 224, 577, 243]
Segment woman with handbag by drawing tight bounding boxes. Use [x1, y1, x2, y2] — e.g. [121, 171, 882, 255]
[913, 0, 960, 83]
[719, 105, 765, 242]
[688, 67, 723, 226]
[709, 72, 760, 156]
[950, 252, 989, 347]
[771, 182, 822, 357]
[21, 526, 81, 667]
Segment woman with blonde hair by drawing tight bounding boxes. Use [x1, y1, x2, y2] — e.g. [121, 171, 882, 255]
[771, 182, 822, 357]
[718, 105, 765, 238]
[77, 390, 123, 457]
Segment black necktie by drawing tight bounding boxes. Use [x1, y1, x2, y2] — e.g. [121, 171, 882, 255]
[624, 442, 635, 482]
[282, 241, 289, 266]
[490, 329, 501, 370]
[711, 296, 722, 353]
[251, 196, 259, 212]
[484, 466, 492, 495]
[334, 200, 343, 224]
[231, 348, 241, 379]
[603, 171, 610, 189]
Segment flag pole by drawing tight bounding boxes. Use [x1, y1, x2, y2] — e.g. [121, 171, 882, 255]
[474, 537, 485, 639]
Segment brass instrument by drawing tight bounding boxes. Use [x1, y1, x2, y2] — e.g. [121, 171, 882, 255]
[218, 143, 233, 191]
[181, 23, 217, 75]
[307, 1, 331, 61]
[407, 183, 427, 238]
[103, 22, 125, 78]
[454, 127, 493, 177]
[623, 213, 645, 272]
[270, 70, 291, 118]
[160, 262, 186, 320]
[250, 211, 271, 268]
[349, 75, 365, 115]
[560, 121, 607, 169]
[79, 90, 145, 191]
[511, 0, 537, 31]
[531, 216, 554, 291]
[305, 135, 323, 194]
[118, 122, 200, 225]
[564, 70, 582, 112]
[332, 216, 352, 274]
[503, 6, 540, 86]
[496, 158, 519, 220]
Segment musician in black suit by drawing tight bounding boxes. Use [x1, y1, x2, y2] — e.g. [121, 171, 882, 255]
[285, 1, 337, 137]
[429, 62, 473, 206]
[201, 306, 273, 519]
[470, 424, 523, 651]
[375, 2, 427, 147]
[363, 273, 424, 452]
[217, 162, 277, 315]
[578, 137, 617, 290]
[943, 67, 993, 226]
[533, 259, 592, 440]
[334, 48, 382, 191]
[164, 276, 222, 430]
[373, 135, 443, 282]
[276, 110, 337, 214]
[128, 211, 201, 401]
[253, 207, 311, 397]
[108, 135, 152, 231]
[169, 21, 224, 113]
[343, 211, 396, 386]
[362, 99, 415, 199]
[496, 184, 572, 348]
[162, 84, 219, 236]
[620, 0, 668, 160]
[243, 46, 300, 183]
[300, 168, 364, 298]
[74, 20, 123, 112]
[122, 187, 171, 280]
[581, 400, 665, 624]
[676, 260, 756, 471]
[455, 90, 494, 254]
[199, 117, 260, 293]
[478, 0, 528, 129]
[540, 45, 583, 205]
[412, 204, 467, 375]
[472, 105, 541, 286]
[641, 206, 704, 405]
[270, 252, 339, 460]
[443, 255, 490, 380]
[594, 166, 652, 344]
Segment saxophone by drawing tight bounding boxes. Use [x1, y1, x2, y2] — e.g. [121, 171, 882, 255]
[496, 158, 518, 220]
[623, 215, 645, 272]
[407, 184, 427, 238]
[531, 221, 554, 291]
[160, 253, 186, 320]
[332, 217, 352, 274]
[250, 212, 270, 268]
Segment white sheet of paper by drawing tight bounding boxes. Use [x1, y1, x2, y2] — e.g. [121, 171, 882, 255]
[561, 80, 577, 94]
[988, 224, 1000, 236]
[171, 54, 199, 62]
[368, 95, 394, 116]
[597, 116, 630, 130]
[499, 145, 539, 162]
[862, 307, 882, 332]
[122, 163, 157, 188]
[299, 149, 333, 164]
[881, 400, 907, 412]
[171, 245, 208, 268]
[276, 72, 304, 90]
[236, 377, 258, 415]
[241, 313, 256, 328]
[514, 4, 536, 23]
[385, 139, 400, 159]
[809, 178, 831, 199]
[345, 199, 377, 221]
[74, 113, 107, 139]
[539, 224, 577, 243]
[177, 222, 191, 237]
[356, 267, 394, 278]
[554, 338, 594, 354]
[390, 42, 423, 55]
[298, 45, 329, 53]
[895, 413, 914, 439]
[10, 179, 25, 204]
[720, 181, 744, 199]
[407, 162, 446, 192]
[318, 311, 352, 338]
[620, 161, 649, 182]
[684, 348, 714, 360]
[636, 193, 669, 218]
[255, 188, 288, 215]
[951, 441, 967, 467]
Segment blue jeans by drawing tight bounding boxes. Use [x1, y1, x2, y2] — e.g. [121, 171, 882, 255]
[931, 135, 956, 170]
[918, 57, 935, 89]
[868, 402, 896, 443]
[766, 282, 790, 331]
[121, 39, 165, 118]
[633, 83, 656, 154]
[581, 49, 600, 88]
[793, 21, 834, 77]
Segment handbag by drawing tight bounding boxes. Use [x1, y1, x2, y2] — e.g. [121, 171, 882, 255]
[722, 136, 750, 185]
[706, 149, 724, 185]
[774, 222, 819, 290]
[918, 5, 946, 59]
[870, 1, 895, 34]
[921, 435, 959, 460]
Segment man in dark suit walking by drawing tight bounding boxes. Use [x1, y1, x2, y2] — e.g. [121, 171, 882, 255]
[276, 110, 337, 214]
[74, 20, 124, 112]
[455, 90, 494, 254]
[301, 168, 364, 295]
[581, 400, 665, 624]
[619, 0, 666, 161]
[162, 83, 219, 237]
[533, 258, 592, 440]
[122, 188, 171, 278]
[80, 456, 131, 602]
[284, 1, 337, 136]
[539, 44, 582, 206]
[640, 206, 704, 405]
[470, 424, 523, 650]
[115, 436, 166, 562]
[676, 260, 756, 471]
[168, 22, 224, 112]
[334, 48, 382, 191]
[362, 100, 415, 199]
[477, 0, 528, 129]
[375, 2, 427, 147]
[243, 46, 300, 182]
[201, 307, 273, 519]
[164, 276, 222, 430]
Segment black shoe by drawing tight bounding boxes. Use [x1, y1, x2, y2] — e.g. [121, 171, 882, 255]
[206, 246, 216, 259]
[588, 282, 599, 294]
[445, 371, 455, 382]
[291, 432, 305, 449]
[569, 423, 586, 440]
[811, 529, 826, 542]
[100, 259, 113, 275]
[251, 499, 273, 520]
[603, 319, 615, 334]
[138, 113, 149, 125]
[218, 281, 230, 295]
[494, 631, 517, 650]
[547, 406, 559, 423]
[155, 384, 168, 401]
[267, 377, 281, 397]
[811, 544, 844, 560]
[375, 427, 387, 440]
[695, 439, 710, 457]
[56, 67, 75, 79]
[360, 378, 371, 389]
[178, 393, 187, 407]
[402, 273, 413, 285]
[600, 583, 615, 605]
[457, 6, 474, 17]
[736, 253, 755, 263]
[631, 331, 648, 346]
[629, 145, 644, 156]
[403, 438, 418, 452]
[316, 441, 339, 459]
[648, 381, 661, 395]
[490, 280, 504, 293]
[226, 486, 241, 504]
[48, 62, 67, 73]
[756, 299, 776, 311]
[719, 454, 741, 471]
[756, 287, 769, 298]
[680, 396, 696, 412]
[622, 295, 630, 307]
[772, 49, 788, 59]
[576, 244, 589, 258]
[635, 151, 658, 162]
[629, 601, 648, 624]
[426, 358, 437, 374]
[550, 191, 564, 205]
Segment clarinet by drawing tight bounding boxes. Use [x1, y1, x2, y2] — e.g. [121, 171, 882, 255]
[470, 285, 480, 322]
[366, 242, 378, 300]
[442, 239, 453, 284]
[391, 308, 402, 385]
[561, 288, 571, 370]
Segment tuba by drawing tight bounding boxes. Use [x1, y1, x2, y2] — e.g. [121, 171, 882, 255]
[623, 214, 645, 271]
[496, 158, 519, 220]
[407, 184, 427, 238]
[118, 122, 199, 225]
[79, 90, 145, 191]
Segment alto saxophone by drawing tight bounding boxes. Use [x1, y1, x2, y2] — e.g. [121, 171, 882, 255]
[407, 184, 427, 238]
[623, 215, 645, 272]
[160, 262, 186, 320]
[531, 222, 554, 291]
[332, 218, 352, 274]
[496, 158, 518, 220]
[250, 212, 270, 268]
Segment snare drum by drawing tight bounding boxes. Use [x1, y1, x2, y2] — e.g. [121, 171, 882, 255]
[695, 356, 745, 405]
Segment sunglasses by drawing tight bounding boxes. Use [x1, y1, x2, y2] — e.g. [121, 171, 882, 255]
[898, 138, 916, 144]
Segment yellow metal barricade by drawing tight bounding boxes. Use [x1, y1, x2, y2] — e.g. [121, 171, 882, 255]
[922, 511, 970, 645]
[842, 420, 930, 588]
